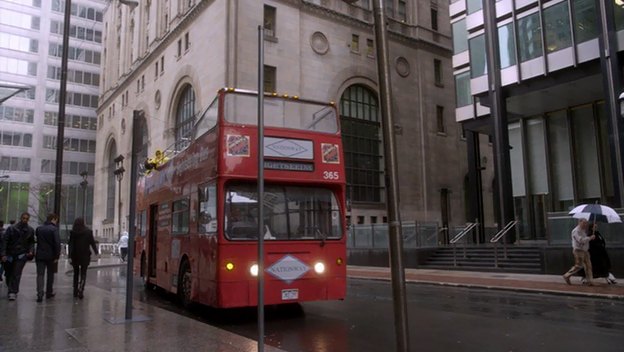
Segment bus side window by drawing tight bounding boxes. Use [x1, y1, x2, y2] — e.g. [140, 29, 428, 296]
[198, 183, 217, 234]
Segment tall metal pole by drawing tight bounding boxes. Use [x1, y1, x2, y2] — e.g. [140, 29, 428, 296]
[484, 0, 515, 238]
[125, 110, 141, 320]
[53, 0, 72, 217]
[371, 1, 409, 351]
[256, 25, 265, 352]
[597, 0, 624, 207]
[118, 176, 123, 237]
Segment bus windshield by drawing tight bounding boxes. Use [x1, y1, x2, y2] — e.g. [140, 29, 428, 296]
[223, 93, 338, 134]
[225, 183, 342, 241]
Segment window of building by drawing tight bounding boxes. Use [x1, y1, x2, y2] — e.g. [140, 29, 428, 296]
[367, 39, 374, 57]
[452, 19, 468, 54]
[398, 0, 407, 22]
[357, 216, 364, 225]
[185, 32, 190, 50]
[141, 75, 145, 91]
[263, 65, 276, 93]
[175, 85, 196, 150]
[155, 62, 159, 78]
[371, 216, 377, 224]
[469, 34, 487, 77]
[616, 1, 624, 31]
[498, 23, 517, 68]
[106, 143, 116, 220]
[385, 0, 394, 17]
[436, 105, 445, 134]
[517, 13, 543, 62]
[431, 7, 438, 31]
[160, 56, 164, 74]
[467, 0, 482, 14]
[573, 0, 598, 43]
[434, 59, 443, 85]
[264, 5, 276, 38]
[340, 85, 383, 203]
[0, 181, 30, 224]
[351, 34, 360, 53]
[455, 71, 472, 107]
[544, 1, 572, 53]
[177, 39, 182, 57]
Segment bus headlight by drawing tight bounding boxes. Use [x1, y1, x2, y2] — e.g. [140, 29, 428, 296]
[250, 264, 259, 277]
[314, 262, 325, 274]
[225, 262, 235, 271]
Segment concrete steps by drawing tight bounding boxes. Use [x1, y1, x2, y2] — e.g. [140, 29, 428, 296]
[422, 246, 543, 274]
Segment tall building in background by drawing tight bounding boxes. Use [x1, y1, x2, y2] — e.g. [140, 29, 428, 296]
[0, 0, 104, 233]
[451, 0, 624, 243]
[95, 0, 466, 243]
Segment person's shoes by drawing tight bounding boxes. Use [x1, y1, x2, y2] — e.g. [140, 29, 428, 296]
[36, 294, 43, 303]
[8, 293, 16, 301]
[46, 292, 56, 299]
[563, 275, 571, 285]
[581, 277, 587, 285]
[608, 273, 617, 284]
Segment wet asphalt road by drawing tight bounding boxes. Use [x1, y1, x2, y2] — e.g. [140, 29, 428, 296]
[88, 266, 624, 352]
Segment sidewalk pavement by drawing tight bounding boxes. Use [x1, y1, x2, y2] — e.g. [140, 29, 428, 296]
[0, 258, 285, 352]
[348, 266, 624, 300]
[1, 260, 621, 352]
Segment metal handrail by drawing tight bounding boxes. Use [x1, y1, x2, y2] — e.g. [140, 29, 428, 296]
[450, 222, 478, 267]
[490, 220, 518, 268]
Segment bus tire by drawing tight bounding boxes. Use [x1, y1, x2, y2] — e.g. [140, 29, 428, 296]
[178, 259, 193, 309]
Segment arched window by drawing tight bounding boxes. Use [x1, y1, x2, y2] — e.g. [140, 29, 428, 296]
[106, 142, 117, 219]
[175, 85, 195, 150]
[340, 85, 383, 203]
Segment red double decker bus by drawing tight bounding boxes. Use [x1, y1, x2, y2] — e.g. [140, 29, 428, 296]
[134, 88, 346, 308]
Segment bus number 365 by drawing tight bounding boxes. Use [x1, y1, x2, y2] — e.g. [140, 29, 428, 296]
[323, 171, 339, 180]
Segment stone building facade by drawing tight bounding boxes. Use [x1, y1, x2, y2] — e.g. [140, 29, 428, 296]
[95, 0, 467, 242]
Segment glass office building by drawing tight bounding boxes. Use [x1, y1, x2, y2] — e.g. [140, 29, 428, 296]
[0, 0, 104, 231]
[450, 0, 624, 242]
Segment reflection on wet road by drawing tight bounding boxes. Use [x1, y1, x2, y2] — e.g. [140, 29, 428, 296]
[89, 267, 624, 352]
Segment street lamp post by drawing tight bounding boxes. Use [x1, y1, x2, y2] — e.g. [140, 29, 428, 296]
[114, 155, 125, 240]
[341, 1, 409, 350]
[79, 170, 88, 218]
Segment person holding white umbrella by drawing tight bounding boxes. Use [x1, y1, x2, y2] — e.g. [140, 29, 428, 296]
[563, 218, 595, 285]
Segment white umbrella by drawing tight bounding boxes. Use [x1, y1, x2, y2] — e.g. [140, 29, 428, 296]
[569, 204, 622, 224]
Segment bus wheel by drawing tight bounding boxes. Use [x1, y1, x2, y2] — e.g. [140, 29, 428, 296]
[178, 260, 193, 308]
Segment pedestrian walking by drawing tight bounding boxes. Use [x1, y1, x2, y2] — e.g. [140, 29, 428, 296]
[0, 212, 35, 300]
[34, 213, 61, 302]
[580, 223, 617, 285]
[118, 231, 129, 262]
[563, 218, 595, 285]
[68, 218, 98, 299]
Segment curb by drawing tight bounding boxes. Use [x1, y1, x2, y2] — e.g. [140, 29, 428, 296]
[348, 274, 624, 300]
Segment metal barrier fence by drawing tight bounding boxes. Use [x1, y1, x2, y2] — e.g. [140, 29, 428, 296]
[347, 221, 440, 249]
[547, 211, 624, 245]
[61, 243, 119, 256]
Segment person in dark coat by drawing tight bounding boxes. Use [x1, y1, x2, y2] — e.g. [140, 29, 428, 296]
[0, 212, 35, 300]
[68, 218, 98, 299]
[581, 223, 617, 285]
[35, 213, 61, 302]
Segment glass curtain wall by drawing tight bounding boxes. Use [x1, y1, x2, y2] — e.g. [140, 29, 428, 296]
[469, 35, 487, 77]
[573, 0, 598, 43]
[509, 101, 613, 240]
[498, 23, 516, 68]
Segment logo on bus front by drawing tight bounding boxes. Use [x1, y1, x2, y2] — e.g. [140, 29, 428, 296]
[266, 255, 310, 284]
[321, 143, 340, 164]
[227, 135, 250, 157]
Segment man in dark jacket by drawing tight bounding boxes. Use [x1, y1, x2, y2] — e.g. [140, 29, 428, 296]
[35, 213, 61, 302]
[0, 212, 35, 300]
[0, 220, 5, 282]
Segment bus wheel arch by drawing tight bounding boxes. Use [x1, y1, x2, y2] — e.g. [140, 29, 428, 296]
[178, 256, 193, 308]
